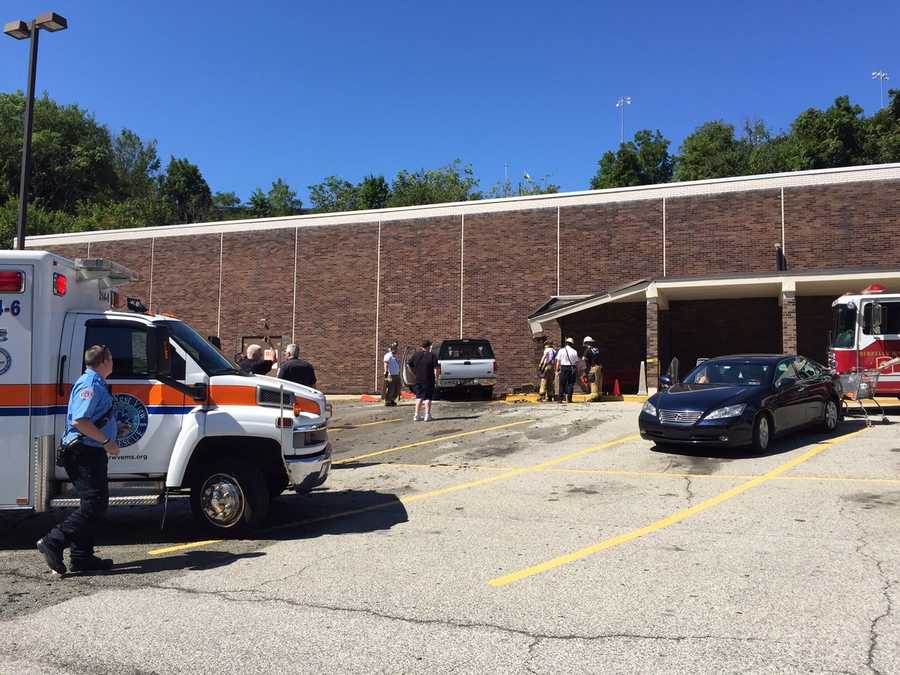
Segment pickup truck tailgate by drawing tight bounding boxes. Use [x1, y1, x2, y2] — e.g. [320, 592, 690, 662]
[440, 359, 494, 380]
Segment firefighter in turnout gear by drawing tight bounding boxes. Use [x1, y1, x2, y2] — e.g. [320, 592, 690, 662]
[582, 336, 603, 402]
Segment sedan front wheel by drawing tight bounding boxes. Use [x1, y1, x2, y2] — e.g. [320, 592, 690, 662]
[752, 413, 771, 453]
[823, 399, 840, 432]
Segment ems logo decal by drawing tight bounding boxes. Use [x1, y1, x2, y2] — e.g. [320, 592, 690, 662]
[114, 394, 149, 447]
[0, 348, 10, 376]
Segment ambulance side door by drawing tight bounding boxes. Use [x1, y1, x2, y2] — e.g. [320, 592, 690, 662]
[71, 317, 185, 476]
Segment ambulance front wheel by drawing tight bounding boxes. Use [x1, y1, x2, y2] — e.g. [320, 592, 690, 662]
[190, 458, 270, 534]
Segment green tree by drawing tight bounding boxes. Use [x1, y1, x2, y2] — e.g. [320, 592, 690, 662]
[591, 130, 673, 189]
[388, 160, 479, 207]
[160, 156, 212, 223]
[866, 89, 900, 163]
[308, 176, 359, 213]
[248, 187, 270, 218]
[212, 191, 241, 209]
[112, 128, 160, 200]
[0, 92, 117, 212]
[789, 96, 871, 170]
[674, 121, 750, 181]
[0, 197, 75, 248]
[356, 174, 390, 210]
[267, 178, 302, 216]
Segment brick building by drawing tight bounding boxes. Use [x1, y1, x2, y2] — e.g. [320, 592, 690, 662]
[26, 163, 900, 394]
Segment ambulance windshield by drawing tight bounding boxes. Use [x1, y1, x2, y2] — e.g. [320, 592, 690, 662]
[831, 304, 856, 348]
[162, 321, 242, 376]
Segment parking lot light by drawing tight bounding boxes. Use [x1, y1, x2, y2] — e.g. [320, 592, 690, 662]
[3, 20, 30, 39]
[4, 11, 68, 250]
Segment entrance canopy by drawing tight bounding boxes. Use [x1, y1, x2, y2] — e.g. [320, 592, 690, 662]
[528, 268, 900, 336]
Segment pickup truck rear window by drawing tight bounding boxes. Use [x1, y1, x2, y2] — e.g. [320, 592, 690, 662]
[439, 341, 494, 360]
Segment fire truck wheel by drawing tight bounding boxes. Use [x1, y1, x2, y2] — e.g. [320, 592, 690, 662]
[751, 413, 771, 453]
[823, 399, 840, 432]
[190, 458, 270, 534]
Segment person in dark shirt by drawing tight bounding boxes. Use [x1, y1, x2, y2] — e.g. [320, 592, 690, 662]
[408, 340, 439, 421]
[237, 344, 275, 375]
[277, 344, 317, 388]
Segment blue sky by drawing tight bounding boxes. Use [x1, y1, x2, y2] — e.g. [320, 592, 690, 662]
[1, 1, 897, 204]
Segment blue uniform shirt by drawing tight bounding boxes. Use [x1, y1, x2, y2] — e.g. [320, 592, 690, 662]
[62, 369, 117, 449]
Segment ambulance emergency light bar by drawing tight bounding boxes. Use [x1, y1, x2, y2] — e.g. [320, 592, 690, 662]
[73, 258, 139, 287]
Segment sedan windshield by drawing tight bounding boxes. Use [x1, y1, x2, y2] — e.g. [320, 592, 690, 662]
[163, 321, 242, 376]
[683, 360, 771, 386]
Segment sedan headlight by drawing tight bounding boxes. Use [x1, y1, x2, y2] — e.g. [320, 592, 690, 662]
[704, 403, 746, 420]
[641, 400, 657, 417]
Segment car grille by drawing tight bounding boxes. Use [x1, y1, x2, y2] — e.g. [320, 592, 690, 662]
[658, 409, 703, 425]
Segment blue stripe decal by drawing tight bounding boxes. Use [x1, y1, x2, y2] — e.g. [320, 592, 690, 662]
[0, 406, 194, 417]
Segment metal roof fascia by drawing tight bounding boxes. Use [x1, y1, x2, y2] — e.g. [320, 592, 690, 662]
[23, 162, 900, 247]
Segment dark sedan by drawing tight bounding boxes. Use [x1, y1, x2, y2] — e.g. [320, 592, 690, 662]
[638, 355, 843, 452]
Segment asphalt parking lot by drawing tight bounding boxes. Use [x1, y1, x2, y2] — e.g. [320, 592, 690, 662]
[2, 398, 900, 674]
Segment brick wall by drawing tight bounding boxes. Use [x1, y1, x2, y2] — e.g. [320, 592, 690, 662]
[785, 180, 900, 271]
[295, 223, 379, 393]
[560, 201, 663, 294]
[220, 230, 294, 361]
[782, 291, 797, 354]
[379, 216, 460, 391]
[152, 234, 221, 343]
[32, 175, 900, 394]
[665, 189, 782, 277]
[88, 239, 152, 304]
[463, 208, 557, 391]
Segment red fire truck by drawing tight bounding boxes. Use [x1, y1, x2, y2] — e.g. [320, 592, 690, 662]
[829, 284, 900, 398]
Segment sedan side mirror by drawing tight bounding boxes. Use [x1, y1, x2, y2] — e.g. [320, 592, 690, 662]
[776, 377, 797, 390]
[659, 375, 673, 390]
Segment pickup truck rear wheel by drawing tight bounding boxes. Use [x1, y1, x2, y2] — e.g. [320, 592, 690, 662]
[190, 458, 269, 534]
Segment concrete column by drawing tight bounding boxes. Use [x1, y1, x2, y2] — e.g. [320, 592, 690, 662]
[781, 290, 797, 354]
[646, 297, 660, 392]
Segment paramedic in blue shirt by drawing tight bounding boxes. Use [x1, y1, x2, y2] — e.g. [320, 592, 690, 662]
[37, 345, 120, 576]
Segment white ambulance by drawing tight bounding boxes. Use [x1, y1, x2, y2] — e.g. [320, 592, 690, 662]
[0, 251, 331, 533]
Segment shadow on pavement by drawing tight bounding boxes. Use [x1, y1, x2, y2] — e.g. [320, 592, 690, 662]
[0, 489, 407, 552]
[70, 550, 267, 577]
[650, 418, 869, 461]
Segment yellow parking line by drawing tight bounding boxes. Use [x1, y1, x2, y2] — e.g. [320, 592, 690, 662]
[488, 428, 871, 587]
[261, 433, 641, 535]
[148, 540, 223, 556]
[330, 419, 401, 430]
[380, 461, 900, 486]
[333, 420, 533, 465]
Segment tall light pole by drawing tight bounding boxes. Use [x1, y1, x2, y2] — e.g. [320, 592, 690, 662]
[616, 96, 631, 144]
[872, 70, 890, 109]
[4, 12, 68, 250]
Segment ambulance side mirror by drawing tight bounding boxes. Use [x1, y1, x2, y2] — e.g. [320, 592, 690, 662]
[148, 326, 173, 378]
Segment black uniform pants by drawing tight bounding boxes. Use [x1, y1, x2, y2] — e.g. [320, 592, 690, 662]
[558, 365, 576, 402]
[45, 443, 109, 561]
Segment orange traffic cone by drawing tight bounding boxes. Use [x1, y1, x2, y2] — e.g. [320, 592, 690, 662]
[612, 379, 621, 397]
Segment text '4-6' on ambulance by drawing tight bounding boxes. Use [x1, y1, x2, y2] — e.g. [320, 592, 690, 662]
[0, 251, 331, 533]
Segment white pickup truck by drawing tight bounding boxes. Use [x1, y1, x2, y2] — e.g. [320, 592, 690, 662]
[436, 339, 497, 399]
